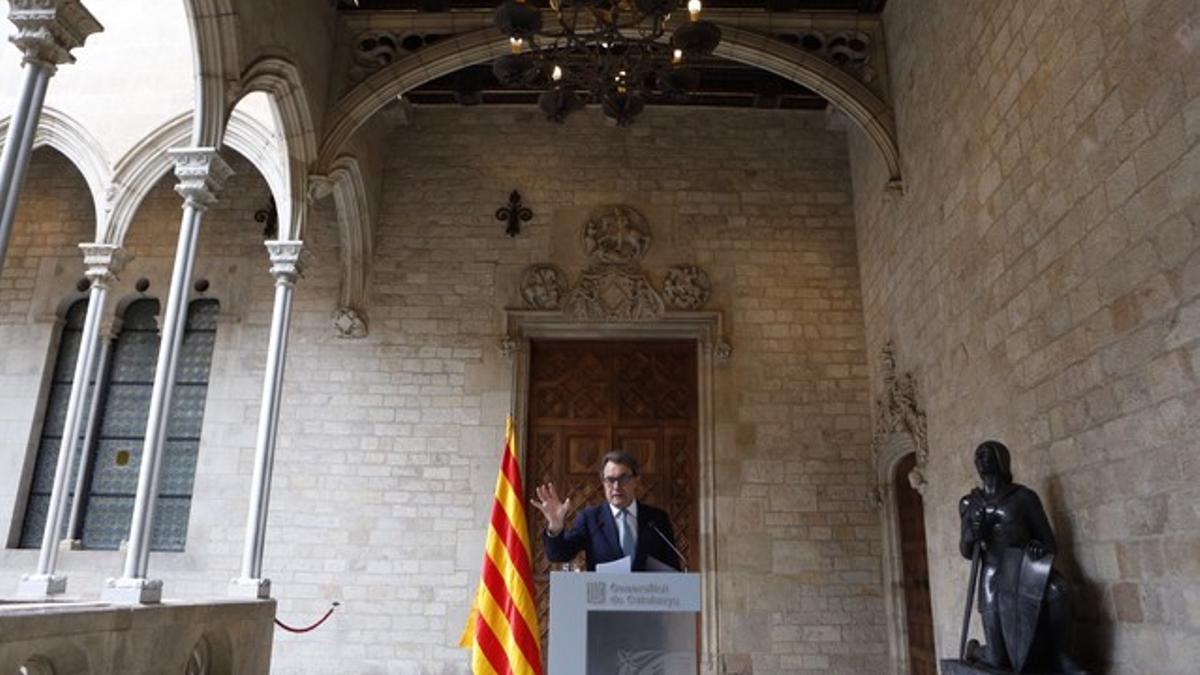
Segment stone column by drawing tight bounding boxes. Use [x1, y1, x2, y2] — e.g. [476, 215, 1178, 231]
[229, 240, 303, 599]
[0, 0, 101, 278]
[63, 324, 114, 548]
[102, 148, 232, 604]
[15, 243, 124, 599]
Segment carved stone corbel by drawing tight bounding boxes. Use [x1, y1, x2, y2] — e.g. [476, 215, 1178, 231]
[332, 306, 368, 338]
[498, 336, 525, 360]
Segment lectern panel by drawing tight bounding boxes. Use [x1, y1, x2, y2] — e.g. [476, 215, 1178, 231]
[549, 572, 701, 675]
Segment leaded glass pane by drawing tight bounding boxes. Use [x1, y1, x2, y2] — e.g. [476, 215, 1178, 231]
[109, 331, 160, 382]
[18, 496, 50, 549]
[98, 383, 152, 438]
[28, 442, 61, 494]
[52, 332, 83, 381]
[176, 332, 215, 383]
[167, 384, 208, 438]
[159, 441, 199, 496]
[122, 300, 160, 331]
[88, 439, 143, 495]
[39, 385, 73, 437]
[19, 300, 88, 548]
[186, 300, 219, 331]
[80, 495, 133, 550]
[151, 496, 192, 551]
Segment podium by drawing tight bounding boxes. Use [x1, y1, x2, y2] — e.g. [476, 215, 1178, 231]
[547, 571, 701, 675]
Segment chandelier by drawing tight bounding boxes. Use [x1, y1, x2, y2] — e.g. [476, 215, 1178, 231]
[492, 0, 722, 126]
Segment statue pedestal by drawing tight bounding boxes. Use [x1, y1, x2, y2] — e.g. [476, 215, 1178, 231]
[940, 660, 1066, 675]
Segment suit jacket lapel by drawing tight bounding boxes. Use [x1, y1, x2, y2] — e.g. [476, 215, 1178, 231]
[634, 507, 650, 565]
[599, 505, 621, 555]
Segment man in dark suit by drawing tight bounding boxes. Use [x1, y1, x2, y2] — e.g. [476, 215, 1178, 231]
[531, 450, 682, 572]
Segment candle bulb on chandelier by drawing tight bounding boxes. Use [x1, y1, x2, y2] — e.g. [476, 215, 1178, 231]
[687, 0, 702, 21]
[672, 48, 684, 65]
[551, 65, 563, 81]
[510, 37, 524, 54]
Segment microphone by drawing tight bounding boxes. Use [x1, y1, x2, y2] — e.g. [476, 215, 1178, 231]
[647, 521, 688, 572]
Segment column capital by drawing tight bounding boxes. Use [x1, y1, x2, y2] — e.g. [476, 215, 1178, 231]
[7, 0, 102, 67]
[78, 242, 127, 287]
[265, 240, 303, 285]
[168, 147, 233, 212]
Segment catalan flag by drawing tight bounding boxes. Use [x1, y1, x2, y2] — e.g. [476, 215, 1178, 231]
[460, 417, 543, 675]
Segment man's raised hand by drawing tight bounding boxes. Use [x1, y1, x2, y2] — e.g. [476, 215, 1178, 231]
[532, 482, 571, 535]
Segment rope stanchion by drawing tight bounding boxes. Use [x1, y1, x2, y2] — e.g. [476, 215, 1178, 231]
[274, 601, 340, 634]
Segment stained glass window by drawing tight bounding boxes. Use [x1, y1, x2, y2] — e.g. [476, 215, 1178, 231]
[18, 299, 90, 548]
[20, 298, 219, 552]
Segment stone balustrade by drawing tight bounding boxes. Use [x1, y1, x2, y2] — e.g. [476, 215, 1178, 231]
[0, 598, 275, 673]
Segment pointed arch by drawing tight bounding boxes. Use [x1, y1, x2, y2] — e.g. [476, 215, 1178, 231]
[0, 107, 115, 243]
[107, 112, 289, 247]
[238, 54, 319, 240]
[317, 25, 902, 182]
[182, 0, 242, 147]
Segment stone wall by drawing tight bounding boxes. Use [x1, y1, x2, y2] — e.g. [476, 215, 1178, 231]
[2, 106, 883, 674]
[849, 1, 1200, 673]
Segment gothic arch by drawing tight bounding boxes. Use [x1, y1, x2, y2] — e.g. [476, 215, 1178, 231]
[237, 54, 319, 240]
[182, 0, 242, 147]
[317, 25, 902, 182]
[106, 112, 288, 247]
[0, 107, 113, 242]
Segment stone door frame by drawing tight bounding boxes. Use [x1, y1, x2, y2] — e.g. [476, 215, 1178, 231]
[503, 309, 728, 672]
[877, 432, 933, 675]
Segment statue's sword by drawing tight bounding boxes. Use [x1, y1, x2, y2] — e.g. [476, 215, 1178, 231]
[959, 540, 983, 660]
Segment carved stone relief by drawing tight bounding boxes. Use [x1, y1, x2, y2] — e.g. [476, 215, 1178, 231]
[873, 341, 929, 493]
[563, 264, 665, 321]
[511, 205, 729, 359]
[581, 205, 652, 265]
[520, 265, 566, 310]
[348, 30, 454, 85]
[773, 29, 875, 84]
[663, 265, 711, 310]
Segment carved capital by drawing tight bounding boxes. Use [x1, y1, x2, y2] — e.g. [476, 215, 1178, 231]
[78, 242, 127, 288]
[333, 306, 368, 338]
[7, 0, 102, 67]
[265, 240, 303, 285]
[169, 147, 233, 211]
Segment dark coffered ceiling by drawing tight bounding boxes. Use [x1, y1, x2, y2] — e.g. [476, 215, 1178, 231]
[336, 0, 888, 111]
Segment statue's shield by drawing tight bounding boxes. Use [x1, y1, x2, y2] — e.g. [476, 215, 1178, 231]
[996, 547, 1053, 672]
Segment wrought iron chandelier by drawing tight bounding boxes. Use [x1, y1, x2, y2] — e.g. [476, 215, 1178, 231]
[492, 0, 722, 126]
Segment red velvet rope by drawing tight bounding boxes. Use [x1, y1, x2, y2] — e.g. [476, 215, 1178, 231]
[274, 602, 340, 634]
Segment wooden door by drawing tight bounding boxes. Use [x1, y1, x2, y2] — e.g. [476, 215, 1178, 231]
[895, 453, 936, 675]
[526, 340, 698, 644]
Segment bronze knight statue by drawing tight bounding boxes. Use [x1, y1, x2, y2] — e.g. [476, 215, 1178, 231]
[956, 441, 1090, 674]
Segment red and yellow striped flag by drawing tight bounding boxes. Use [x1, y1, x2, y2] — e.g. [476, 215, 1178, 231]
[460, 417, 543, 675]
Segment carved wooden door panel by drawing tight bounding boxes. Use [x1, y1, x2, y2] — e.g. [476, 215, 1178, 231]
[526, 340, 698, 647]
[896, 453, 937, 675]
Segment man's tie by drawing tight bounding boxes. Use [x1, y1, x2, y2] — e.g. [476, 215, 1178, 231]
[619, 509, 636, 558]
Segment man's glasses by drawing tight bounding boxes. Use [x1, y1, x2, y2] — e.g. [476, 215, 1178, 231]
[603, 474, 635, 486]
